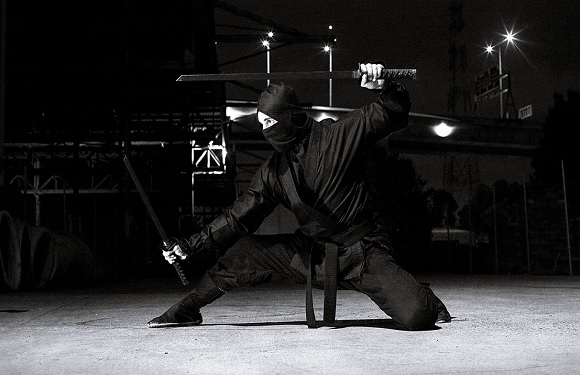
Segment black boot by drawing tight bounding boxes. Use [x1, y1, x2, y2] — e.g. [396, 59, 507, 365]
[420, 282, 451, 323]
[148, 273, 225, 328]
[435, 297, 452, 323]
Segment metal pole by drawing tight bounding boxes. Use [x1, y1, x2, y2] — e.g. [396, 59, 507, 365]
[266, 44, 270, 86]
[493, 185, 498, 274]
[468, 163, 473, 274]
[522, 173, 531, 274]
[329, 47, 333, 107]
[561, 159, 573, 275]
[191, 141, 196, 223]
[498, 46, 504, 119]
[33, 158, 41, 226]
[0, 0, 6, 189]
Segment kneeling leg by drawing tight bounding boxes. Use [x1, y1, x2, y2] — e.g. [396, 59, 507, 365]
[349, 251, 439, 331]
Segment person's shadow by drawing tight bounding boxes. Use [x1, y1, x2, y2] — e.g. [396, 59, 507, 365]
[204, 318, 442, 330]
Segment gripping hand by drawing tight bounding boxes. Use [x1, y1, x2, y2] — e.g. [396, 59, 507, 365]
[161, 237, 192, 264]
[360, 63, 386, 90]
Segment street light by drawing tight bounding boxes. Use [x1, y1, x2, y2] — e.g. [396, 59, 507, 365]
[262, 39, 271, 86]
[324, 25, 335, 107]
[434, 121, 454, 137]
[261, 31, 275, 86]
[485, 30, 517, 119]
[324, 44, 333, 106]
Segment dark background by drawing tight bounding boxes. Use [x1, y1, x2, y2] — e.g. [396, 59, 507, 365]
[1, 1, 579, 286]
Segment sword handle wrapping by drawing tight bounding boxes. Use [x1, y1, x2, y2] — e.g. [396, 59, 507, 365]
[162, 237, 191, 286]
[173, 263, 190, 286]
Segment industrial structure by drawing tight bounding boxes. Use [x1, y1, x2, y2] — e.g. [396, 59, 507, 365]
[2, 1, 569, 285]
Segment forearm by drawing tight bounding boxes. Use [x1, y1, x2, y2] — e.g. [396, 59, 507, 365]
[192, 178, 279, 254]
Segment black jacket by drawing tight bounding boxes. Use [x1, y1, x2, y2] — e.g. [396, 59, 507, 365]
[193, 81, 411, 279]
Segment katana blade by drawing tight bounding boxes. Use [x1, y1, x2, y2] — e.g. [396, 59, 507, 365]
[176, 68, 416, 82]
[123, 156, 190, 286]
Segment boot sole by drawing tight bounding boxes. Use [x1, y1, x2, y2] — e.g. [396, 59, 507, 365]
[148, 320, 202, 328]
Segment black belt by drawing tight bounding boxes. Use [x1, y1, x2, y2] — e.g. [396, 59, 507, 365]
[305, 220, 375, 328]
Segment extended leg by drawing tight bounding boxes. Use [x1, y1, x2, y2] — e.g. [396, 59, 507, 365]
[346, 247, 442, 330]
[148, 233, 308, 328]
[207, 233, 309, 291]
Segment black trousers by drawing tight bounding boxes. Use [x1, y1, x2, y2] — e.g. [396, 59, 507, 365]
[204, 233, 439, 330]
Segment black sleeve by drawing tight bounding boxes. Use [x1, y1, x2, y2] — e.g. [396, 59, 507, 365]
[194, 158, 281, 252]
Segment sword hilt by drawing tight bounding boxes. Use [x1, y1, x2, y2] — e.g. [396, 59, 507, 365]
[162, 239, 190, 286]
[173, 263, 190, 286]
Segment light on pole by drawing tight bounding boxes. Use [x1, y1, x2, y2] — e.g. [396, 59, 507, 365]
[262, 39, 271, 86]
[485, 30, 516, 119]
[324, 44, 333, 106]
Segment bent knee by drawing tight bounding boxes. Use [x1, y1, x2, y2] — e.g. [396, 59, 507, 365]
[398, 308, 438, 331]
[395, 288, 439, 331]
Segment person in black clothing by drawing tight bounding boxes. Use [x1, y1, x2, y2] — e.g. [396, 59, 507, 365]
[148, 63, 451, 330]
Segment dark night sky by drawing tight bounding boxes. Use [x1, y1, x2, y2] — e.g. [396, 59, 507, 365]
[214, 0, 580, 122]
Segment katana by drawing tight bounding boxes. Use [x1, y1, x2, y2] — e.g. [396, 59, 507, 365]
[123, 156, 190, 286]
[176, 68, 417, 82]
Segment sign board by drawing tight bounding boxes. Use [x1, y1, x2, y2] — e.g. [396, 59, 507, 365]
[474, 66, 500, 102]
[518, 105, 533, 119]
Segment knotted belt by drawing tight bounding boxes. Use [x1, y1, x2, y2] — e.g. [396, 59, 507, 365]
[305, 220, 375, 328]
[280, 153, 374, 328]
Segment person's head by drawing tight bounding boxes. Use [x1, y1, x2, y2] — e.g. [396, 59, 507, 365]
[257, 83, 309, 152]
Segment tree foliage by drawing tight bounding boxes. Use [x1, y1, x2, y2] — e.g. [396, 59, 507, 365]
[532, 90, 580, 185]
[365, 150, 431, 270]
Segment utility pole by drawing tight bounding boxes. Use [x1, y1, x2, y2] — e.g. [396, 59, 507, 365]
[0, 0, 6, 189]
[447, 0, 472, 116]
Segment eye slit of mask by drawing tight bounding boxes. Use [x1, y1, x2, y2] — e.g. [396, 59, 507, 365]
[258, 111, 278, 129]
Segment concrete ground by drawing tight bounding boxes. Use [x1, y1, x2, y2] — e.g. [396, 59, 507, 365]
[1, 273, 579, 375]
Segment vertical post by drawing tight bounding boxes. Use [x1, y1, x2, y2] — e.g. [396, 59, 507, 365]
[468, 163, 473, 274]
[498, 45, 504, 119]
[522, 173, 531, 274]
[122, 0, 132, 277]
[493, 185, 498, 274]
[266, 43, 270, 86]
[561, 160, 573, 276]
[92, 174, 98, 254]
[0, 0, 6, 189]
[33, 157, 41, 226]
[329, 47, 333, 107]
[62, 183, 67, 231]
[191, 141, 196, 223]
[445, 201, 451, 272]
[468, 203, 473, 274]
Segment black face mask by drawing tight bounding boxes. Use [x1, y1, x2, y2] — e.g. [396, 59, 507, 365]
[258, 83, 309, 153]
[261, 112, 308, 152]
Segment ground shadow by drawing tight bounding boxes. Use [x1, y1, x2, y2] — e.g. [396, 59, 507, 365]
[204, 318, 441, 331]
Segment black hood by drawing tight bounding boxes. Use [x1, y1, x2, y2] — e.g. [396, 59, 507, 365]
[257, 83, 309, 152]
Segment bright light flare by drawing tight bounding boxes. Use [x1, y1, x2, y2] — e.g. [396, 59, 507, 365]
[434, 122, 454, 137]
[504, 31, 515, 44]
[483, 24, 523, 53]
[261, 40, 270, 48]
[323, 45, 331, 52]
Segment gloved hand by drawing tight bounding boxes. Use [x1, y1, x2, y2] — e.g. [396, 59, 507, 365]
[161, 237, 192, 264]
[359, 63, 386, 90]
